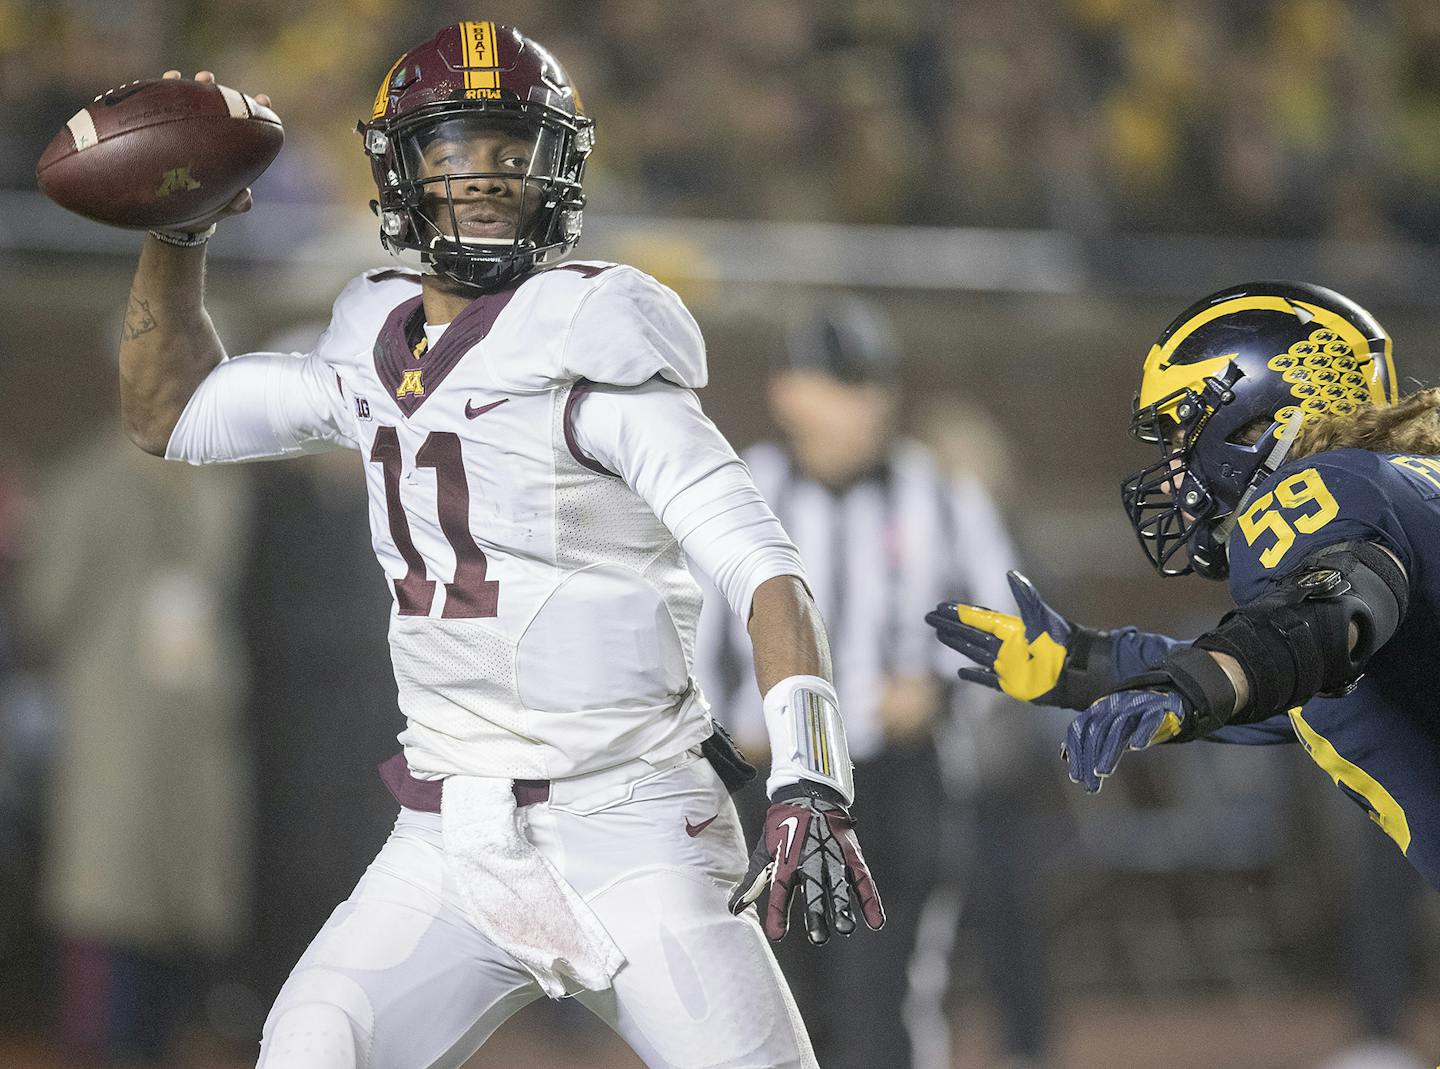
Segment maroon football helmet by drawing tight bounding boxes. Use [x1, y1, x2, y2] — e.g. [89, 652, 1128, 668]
[358, 22, 593, 290]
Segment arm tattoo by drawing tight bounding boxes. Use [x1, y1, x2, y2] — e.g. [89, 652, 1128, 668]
[122, 294, 157, 341]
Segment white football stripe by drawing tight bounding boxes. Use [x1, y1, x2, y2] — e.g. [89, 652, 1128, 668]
[66, 109, 98, 151]
[218, 85, 250, 119]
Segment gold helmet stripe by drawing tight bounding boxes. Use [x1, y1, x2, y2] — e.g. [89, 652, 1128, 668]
[1137, 350, 1238, 413]
[1138, 295, 1384, 410]
[459, 21, 500, 95]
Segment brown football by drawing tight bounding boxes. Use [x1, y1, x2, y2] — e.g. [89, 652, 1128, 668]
[36, 78, 283, 230]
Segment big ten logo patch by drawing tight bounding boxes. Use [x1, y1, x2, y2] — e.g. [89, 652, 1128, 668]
[355, 396, 372, 420]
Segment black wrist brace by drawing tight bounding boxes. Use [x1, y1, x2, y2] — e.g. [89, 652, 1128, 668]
[1049, 626, 1121, 711]
[1155, 644, 1242, 742]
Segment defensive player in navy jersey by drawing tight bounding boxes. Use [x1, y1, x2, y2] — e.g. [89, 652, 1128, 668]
[928, 281, 1440, 890]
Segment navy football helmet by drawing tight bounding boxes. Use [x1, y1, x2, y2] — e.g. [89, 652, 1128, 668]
[1122, 281, 1397, 579]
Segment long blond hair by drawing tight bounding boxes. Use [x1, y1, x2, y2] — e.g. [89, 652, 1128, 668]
[1290, 387, 1440, 459]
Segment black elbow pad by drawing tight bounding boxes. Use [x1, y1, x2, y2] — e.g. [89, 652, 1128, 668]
[1194, 540, 1409, 722]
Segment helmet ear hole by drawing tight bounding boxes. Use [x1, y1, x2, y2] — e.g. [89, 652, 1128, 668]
[1226, 416, 1272, 447]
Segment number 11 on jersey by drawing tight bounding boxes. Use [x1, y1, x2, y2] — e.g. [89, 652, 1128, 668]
[370, 426, 500, 618]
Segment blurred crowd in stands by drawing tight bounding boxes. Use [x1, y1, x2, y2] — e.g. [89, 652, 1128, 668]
[7, 0, 1440, 239]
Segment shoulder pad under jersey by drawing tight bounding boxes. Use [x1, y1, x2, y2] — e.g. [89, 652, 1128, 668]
[1226, 447, 1414, 603]
[314, 268, 423, 369]
[485, 262, 707, 392]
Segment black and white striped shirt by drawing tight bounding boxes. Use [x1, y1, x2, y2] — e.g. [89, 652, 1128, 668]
[693, 438, 1019, 762]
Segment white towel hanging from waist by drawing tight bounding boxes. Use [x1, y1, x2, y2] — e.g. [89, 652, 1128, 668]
[440, 774, 626, 998]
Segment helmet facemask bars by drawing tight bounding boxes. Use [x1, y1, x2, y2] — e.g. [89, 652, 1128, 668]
[1121, 371, 1238, 579]
[374, 103, 585, 290]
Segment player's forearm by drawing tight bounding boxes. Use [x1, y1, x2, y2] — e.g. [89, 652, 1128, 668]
[748, 575, 854, 801]
[119, 238, 226, 455]
[1163, 607, 1365, 743]
[1208, 651, 1248, 714]
[746, 575, 832, 694]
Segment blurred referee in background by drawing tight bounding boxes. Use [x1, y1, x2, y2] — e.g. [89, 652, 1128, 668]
[695, 297, 1051, 1069]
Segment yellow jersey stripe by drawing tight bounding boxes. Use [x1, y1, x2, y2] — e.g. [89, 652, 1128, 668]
[1290, 708, 1411, 852]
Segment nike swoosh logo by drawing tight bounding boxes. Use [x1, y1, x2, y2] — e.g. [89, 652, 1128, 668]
[685, 815, 718, 837]
[777, 815, 800, 862]
[465, 398, 510, 419]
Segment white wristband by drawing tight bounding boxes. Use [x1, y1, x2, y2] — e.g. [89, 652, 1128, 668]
[762, 674, 855, 804]
[147, 224, 216, 248]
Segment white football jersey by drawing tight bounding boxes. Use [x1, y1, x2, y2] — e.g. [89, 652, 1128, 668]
[275, 263, 720, 779]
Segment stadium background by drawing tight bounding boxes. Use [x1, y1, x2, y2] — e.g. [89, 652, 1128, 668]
[3, 0, 1440, 1066]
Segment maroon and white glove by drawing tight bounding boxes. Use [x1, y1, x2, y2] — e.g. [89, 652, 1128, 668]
[727, 782, 885, 945]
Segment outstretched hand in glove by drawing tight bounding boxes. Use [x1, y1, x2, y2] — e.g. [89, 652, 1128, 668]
[925, 570, 1120, 709]
[727, 783, 885, 945]
[1062, 684, 1187, 792]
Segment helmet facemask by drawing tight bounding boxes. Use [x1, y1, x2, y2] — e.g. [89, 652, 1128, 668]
[1123, 365, 1311, 580]
[1121, 369, 1241, 579]
[365, 93, 591, 291]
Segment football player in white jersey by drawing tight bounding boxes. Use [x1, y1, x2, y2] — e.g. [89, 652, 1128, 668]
[117, 22, 883, 1069]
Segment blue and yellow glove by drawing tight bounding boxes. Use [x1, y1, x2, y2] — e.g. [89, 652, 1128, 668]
[1063, 686, 1186, 792]
[1063, 647, 1242, 791]
[926, 571, 1121, 710]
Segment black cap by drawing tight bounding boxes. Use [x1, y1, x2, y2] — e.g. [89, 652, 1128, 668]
[781, 296, 899, 384]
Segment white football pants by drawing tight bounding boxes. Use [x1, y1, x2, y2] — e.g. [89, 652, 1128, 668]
[256, 752, 817, 1069]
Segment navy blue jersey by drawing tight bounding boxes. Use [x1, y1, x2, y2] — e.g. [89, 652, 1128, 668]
[1225, 447, 1440, 887]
